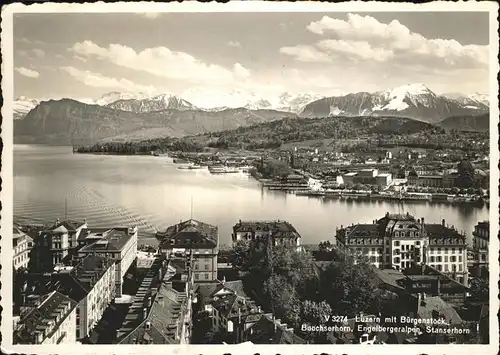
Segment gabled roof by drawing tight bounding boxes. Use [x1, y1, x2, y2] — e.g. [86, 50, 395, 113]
[14, 291, 78, 344]
[158, 219, 218, 249]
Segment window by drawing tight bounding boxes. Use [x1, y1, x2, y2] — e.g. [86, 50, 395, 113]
[415, 232, 419, 237]
[444, 264, 449, 272]
[451, 248, 455, 254]
[385, 248, 390, 254]
[416, 241, 420, 246]
[195, 273, 199, 280]
[386, 240, 390, 245]
[204, 264, 209, 270]
[394, 257, 400, 263]
[444, 248, 448, 254]
[450, 256, 456, 262]
[394, 241, 400, 246]
[458, 264, 462, 271]
[437, 248, 442, 253]
[458, 255, 462, 262]
[444, 256, 448, 262]
[437, 256, 442, 262]
[437, 265, 442, 271]
[430, 256, 435, 262]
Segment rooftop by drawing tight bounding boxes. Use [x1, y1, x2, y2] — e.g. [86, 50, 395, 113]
[14, 291, 77, 344]
[157, 219, 218, 249]
[117, 258, 184, 344]
[233, 220, 301, 239]
[417, 296, 462, 325]
[56, 255, 115, 302]
[79, 227, 137, 253]
[45, 219, 86, 234]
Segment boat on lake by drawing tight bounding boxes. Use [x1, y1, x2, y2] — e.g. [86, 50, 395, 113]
[208, 165, 240, 174]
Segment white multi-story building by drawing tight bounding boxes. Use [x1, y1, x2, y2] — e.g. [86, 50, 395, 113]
[14, 291, 78, 344]
[13, 225, 33, 270]
[336, 213, 469, 286]
[56, 255, 116, 340]
[77, 226, 138, 297]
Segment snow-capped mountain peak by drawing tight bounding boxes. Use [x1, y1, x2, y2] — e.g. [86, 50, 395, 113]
[14, 96, 39, 119]
[380, 83, 436, 111]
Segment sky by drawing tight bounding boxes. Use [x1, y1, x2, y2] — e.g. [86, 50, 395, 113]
[13, 11, 491, 108]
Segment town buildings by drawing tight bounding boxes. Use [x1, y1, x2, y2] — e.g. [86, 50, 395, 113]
[232, 220, 302, 249]
[13, 224, 33, 270]
[335, 213, 469, 286]
[117, 255, 194, 344]
[55, 255, 116, 340]
[157, 219, 219, 282]
[14, 291, 78, 345]
[77, 226, 138, 297]
[469, 221, 489, 277]
[30, 219, 87, 272]
[342, 168, 393, 188]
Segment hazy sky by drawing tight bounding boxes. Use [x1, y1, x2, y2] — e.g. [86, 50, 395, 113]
[13, 11, 491, 107]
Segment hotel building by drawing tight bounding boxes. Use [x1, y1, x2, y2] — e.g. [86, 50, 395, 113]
[232, 220, 302, 249]
[13, 224, 33, 270]
[77, 226, 138, 297]
[14, 291, 78, 345]
[335, 213, 469, 286]
[157, 219, 219, 282]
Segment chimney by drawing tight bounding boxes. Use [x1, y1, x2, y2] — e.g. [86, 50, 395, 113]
[386, 212, 389, 217]
[239, 219, 242, 224]
[148, 296, 152, 307]
[442, 219, 445, 226]
[422, 292, 426, 301]
[257, 306, 261, 313]
[83, 218, 87, 224]
[222, 276, 226, 283]
[56, 218, 60, 226]
[143, 307, 148, 319]
[417, 219, 420, 224]
[115, 329, 120, 340]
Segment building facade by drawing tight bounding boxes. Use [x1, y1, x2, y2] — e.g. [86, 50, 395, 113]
[13, 225, 33, 270]
[14, 291, 78, 345]
[335, 213, 469, 286]
[232, 220, 302, 249]
[56, 255, 116, 340]
[157, 219, 219, 282]
[469, 221, 489, 277]
[77, 226, 138, 297]
[30, 219, 87, 272]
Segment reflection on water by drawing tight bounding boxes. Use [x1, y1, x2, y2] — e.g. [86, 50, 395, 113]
[14, 145, 490, 245]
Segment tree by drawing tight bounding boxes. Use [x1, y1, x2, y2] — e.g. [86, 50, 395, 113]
[319, 258, 378, 317]
[299, 300, 333, 343]
[264, 274, 301, 327]
[231, 240, 251, 270]
[468, 277, 489, 302]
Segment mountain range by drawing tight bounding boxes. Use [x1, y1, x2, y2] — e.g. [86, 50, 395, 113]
[14, 99, 296, 145]
[299, 84, 489, 124]
[13, 84, 489, 144]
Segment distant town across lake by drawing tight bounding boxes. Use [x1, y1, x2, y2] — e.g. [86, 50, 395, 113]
[14, 145, 489, 246]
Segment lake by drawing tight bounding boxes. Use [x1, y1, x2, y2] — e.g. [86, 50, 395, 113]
[14, 145, 489, 246]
